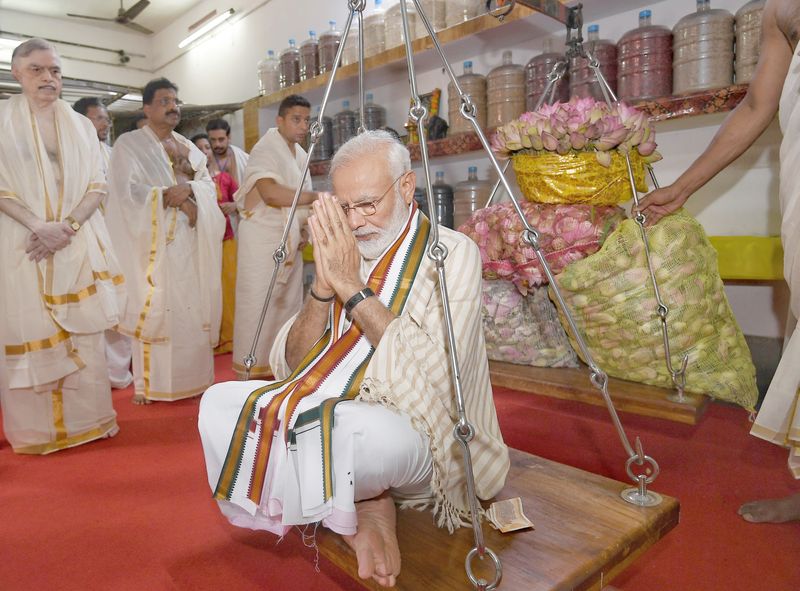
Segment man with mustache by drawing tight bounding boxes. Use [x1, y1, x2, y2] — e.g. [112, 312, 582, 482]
[199, 131, 509, 588]
[0, 39, 124, 453]
[105, 78, 225, 404]
[231, 94, 319, 379]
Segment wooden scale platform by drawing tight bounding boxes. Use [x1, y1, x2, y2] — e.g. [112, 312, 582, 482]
[318, 449, 679, 590]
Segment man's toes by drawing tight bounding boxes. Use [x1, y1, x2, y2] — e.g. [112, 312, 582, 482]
[354, 544, 376, 580]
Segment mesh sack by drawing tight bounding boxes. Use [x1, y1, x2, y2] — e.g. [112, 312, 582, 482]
[460, 202, 625, 292]
[551, 210, 758, 410]
[482, 280, 578, 368]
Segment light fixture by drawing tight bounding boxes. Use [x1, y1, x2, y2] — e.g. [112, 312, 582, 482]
[178, 9, 235, 49]
[122, 93, 143, 102]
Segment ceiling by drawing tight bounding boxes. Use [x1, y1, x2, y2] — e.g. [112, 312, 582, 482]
[0, 0, 206, 35]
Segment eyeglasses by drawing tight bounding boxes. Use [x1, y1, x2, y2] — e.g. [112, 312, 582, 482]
[155, 97, 183, 107]
[340, 173, 405, 217]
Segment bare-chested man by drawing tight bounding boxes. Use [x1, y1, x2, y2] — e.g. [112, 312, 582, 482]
[105, 78, 225, 405]
[0, 39, 123, 453]
[639, 0, 800, 523]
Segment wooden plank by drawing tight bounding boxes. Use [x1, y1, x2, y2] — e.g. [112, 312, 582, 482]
[490, 361, 709, 425]
[317, 448, 679, 590]
[242, 100, 261, 152]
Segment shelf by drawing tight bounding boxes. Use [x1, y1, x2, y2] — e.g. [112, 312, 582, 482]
[247, 3, 566, 111]
[305, 84, 750, 176]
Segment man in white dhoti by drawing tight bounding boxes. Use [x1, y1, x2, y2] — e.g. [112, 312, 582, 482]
[639, 0, 800, 522]
[199, 131, 510, 587]
[0, 39, 124, 454]
[73, 97, 134, 390]
[105, 78, 225, 404]
[231, 95, 319, 379]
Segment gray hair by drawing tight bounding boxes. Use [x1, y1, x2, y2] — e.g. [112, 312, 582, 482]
[329, 129, 411, 182]
[11, 38, 58, 66]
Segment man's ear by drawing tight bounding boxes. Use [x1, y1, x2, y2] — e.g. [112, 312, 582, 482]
[401, 170, 416, 204]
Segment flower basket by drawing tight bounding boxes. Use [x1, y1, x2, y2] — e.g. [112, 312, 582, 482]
[513, 149, 648, 205]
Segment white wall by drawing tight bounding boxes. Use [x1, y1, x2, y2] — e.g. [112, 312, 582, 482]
[0, 8, 152, 88]
[152, 0, 787, 338]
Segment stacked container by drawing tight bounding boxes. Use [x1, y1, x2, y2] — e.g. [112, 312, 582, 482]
[735, 0, 766, 84]
[359, 93, 387, 130]
[279, 39, 300, 88]
[414, 186, 430, 219]
[617, 10, 673, 102]
[364, 0, 387, 57]
[419, 0, 447, 32]
[385, 2, 424, 50]
[488, 51, 526, 128]
[448, 61, 487, 134]
[525, 39, 570, 112]
[310, 106, 334, 162]
[257, 50, 280, 96]
[445, 0, 483, 28]
[673, 0, 734, 94]
[299, 31, 320, 82]
[319, 21, 342, 74]
[332, 100, 357, 153]
[569, 25, 618, 101]
[342, 23, 360, 66]
[454, 166, 491, 229]
[431, 171, 455, 229]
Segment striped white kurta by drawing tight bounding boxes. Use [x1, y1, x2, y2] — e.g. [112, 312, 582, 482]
[269, 226, 510, 531]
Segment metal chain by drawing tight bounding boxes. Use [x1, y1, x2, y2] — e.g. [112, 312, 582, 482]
[242, 0, 366, 379]
[435, 3, 662, 510]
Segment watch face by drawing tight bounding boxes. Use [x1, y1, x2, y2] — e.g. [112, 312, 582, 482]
[70, 221, 80, 231]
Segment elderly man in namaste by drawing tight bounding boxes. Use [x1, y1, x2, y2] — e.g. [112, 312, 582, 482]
[199, 130, 509, 587]
[0, 39, 124, 454]
[105, 78, 225, 405]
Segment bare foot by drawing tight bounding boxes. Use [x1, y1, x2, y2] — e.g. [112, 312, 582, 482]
[342, 493, 401, 588]
[131, 393, 152, 405]
[738, 493, 800, 523]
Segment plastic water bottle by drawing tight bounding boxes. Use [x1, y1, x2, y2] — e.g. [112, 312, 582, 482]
[300, 30, 320, 82]
[319, 20, 342, 74]
[454, 166, 490, 229]
[448, 60, 487, 133]
[257, 50, 280, 96]
[333, 100, 357, 153]
[617, 10, 673, 101]
[569, 24, 618, 101]
[309, 106, 334, 162]
[279, 39, 300, 88]
[364, 0, 386, 57]
[431, 171, 454, 229]
[360, 93, 386, 130]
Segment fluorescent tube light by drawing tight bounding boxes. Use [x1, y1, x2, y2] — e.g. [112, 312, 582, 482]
[122, 93, 143, 102]
[178, 9, 234, 49]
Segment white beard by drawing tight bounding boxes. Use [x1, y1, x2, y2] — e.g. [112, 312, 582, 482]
[355, 197, 411, 260]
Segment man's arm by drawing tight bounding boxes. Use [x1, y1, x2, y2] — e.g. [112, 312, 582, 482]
[66, 190, 105, 225]
[255, 177, 317, 208]
[0, 198, 74, 261]
[638, 0, 793, 224]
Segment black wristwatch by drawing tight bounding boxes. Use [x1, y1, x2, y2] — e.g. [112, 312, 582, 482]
[344, 287, 375, 314]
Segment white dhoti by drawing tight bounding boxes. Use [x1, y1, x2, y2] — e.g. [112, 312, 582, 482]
[1, 333, 117, 454]
[105, 330, 132, 389]
[199, 381, 432, 536]
[750, 49, 800, 477]
[231, 128, 311, 379]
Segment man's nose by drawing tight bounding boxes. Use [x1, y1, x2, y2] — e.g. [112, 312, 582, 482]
[346, 208, 366, 230]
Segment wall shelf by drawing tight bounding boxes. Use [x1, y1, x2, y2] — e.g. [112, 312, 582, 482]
[306, 84, 750, 177]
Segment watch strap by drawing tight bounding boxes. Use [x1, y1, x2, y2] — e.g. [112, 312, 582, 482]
[344, 287, 375, 314]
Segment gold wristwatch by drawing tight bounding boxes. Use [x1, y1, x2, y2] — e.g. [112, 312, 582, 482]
[65, 215, 81, 232]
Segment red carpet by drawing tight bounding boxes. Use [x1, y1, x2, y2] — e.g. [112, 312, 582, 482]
[1, 353, 798, 590]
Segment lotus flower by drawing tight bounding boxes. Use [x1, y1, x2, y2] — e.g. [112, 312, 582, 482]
[490, 97, 658, 163]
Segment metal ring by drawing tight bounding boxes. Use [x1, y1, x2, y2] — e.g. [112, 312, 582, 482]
[409, 104, 427, 122]
[460, 99, 477, 120]
[273, 247, 287, 265]
[428, 243, 448, 264]
[656, 304, 669, 319]
[625, 454, 660, 485]
[347, 0, 366, 11]
[453, 421, 475, 444]
[243, 354, 255, 370]
[589, 370, 608, 391]
[635, 212, 647, 225]
[488, 0, 515, 21]
[522, 228, 539, 249]
[465, 547, 502, 590]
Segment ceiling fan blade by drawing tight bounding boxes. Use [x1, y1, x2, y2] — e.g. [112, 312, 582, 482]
[66, 13, 117, 22]
[123, 21, 154, 35]
[122, 0, 151, 21]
